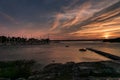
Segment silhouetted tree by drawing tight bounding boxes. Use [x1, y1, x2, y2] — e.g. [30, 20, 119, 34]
[0, 35, 50, 45]
[0, 36, 7, 43]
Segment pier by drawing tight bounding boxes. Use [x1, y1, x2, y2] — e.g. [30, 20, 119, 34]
[87, 48, 120, 61]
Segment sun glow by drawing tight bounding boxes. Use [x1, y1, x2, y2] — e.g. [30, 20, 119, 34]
[104, 33, 110, 39]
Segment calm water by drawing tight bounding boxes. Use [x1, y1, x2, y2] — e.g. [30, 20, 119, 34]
[0, 41, 120, 64]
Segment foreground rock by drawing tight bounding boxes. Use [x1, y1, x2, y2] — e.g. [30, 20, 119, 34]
[28, 61, 120, 80]
[0, 61, 120, 80]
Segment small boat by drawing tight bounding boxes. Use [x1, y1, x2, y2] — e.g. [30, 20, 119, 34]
[65, 45, 69, 47]
[79, 48, 87, 52]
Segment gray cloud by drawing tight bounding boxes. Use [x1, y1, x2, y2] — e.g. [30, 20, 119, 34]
[60, 0, 120, 33]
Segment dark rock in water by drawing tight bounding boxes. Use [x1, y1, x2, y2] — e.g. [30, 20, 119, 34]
[65, 45, 69, 47]
[52, 60, 55, 63]
[79, 48, 87, 52]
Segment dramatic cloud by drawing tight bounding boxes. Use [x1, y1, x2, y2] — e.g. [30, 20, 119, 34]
[0, 0, 120, 39]
[50, 0, 120, 39]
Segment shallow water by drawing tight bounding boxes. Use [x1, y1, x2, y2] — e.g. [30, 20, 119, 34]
[0, 41, 120, 65]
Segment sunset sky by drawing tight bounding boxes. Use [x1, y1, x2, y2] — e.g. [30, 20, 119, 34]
[0, 0, 120, 40]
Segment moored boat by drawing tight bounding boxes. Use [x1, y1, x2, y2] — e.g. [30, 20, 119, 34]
[79, 48, 87, 52]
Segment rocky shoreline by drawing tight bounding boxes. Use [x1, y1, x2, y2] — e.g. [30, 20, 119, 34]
[0, 60, 120, 80]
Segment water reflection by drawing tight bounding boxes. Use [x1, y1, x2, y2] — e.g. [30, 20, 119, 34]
[0, 41, 119, 64]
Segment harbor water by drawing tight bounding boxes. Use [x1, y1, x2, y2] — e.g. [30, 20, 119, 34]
[0, 41, 120, 65]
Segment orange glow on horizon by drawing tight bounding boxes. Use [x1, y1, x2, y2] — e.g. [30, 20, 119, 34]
[103, 33, 111, 39]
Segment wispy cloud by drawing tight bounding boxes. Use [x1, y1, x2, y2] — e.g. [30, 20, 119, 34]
[50, 0, 120, 39]
[50, 0, 92, 30]
[0, 0, 120, 39]
[0, 11, 18, 24]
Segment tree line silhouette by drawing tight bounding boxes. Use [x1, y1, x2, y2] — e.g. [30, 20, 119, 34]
[103, 37, 120, 43]
[0, 36, 50, 45]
